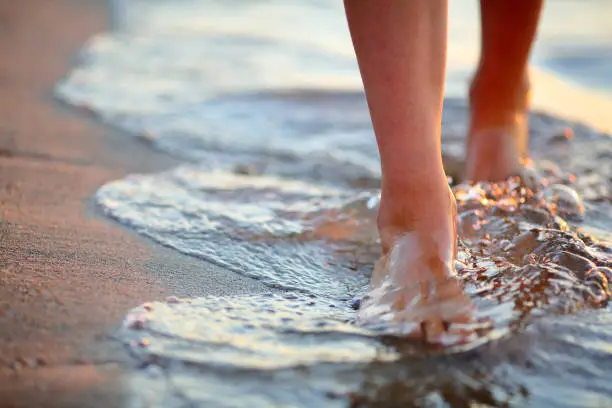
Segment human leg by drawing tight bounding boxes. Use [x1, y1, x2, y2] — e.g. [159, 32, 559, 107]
[466, 0, 544, 181]
[344, 0, 473, 342]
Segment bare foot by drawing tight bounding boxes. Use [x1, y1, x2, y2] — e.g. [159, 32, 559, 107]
[358, 181, 477, 345]
[465, 126, 525, 181]
[465, 75, 530, 181]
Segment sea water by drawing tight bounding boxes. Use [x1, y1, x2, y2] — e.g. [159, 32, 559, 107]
[57, 1, 612, 406]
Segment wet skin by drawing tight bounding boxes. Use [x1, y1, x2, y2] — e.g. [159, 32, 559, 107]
[344, 0, 543, 343]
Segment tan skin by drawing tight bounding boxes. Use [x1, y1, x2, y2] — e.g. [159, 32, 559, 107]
[344, 0, 543, 342]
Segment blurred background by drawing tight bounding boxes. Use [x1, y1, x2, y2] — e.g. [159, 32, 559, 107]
[56, 0, 612, 180]
[97, 0, 612, 127]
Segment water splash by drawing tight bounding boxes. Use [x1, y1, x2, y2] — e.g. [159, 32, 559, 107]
[108, 165, 612, 349]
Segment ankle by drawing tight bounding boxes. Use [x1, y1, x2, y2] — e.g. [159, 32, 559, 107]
[467, 70, 531, 169]
[378, 180, 456, 252]
[464, 129, 524, 181]
[381, 167, 448, 199]
[469, 71, 531, 128]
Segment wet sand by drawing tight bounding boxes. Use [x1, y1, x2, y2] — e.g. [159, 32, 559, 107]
[0, 1, 269, 406]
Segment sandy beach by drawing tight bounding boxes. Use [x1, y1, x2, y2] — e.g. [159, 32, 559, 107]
[0, 1, 269, 406]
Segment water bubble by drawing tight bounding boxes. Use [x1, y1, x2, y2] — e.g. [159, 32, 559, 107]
[543, 184, 585, 219]
[536, 161, 562, 182]
[145, 364, 164, 379]
[520, 166, 543, 191]
[458, 210, 484, 240]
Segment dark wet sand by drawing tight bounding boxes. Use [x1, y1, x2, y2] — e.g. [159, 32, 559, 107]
[0, 1, 269, 406]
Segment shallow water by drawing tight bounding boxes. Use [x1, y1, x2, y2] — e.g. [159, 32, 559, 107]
[104, 105, 612, 406]
[58, 0, 612, 406]
[113, 156, 612, 406]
